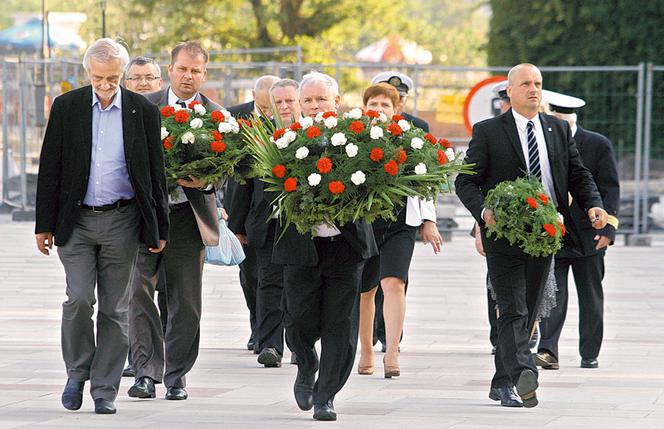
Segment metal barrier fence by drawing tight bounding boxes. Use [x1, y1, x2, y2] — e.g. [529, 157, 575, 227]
[1, 58, 662, 240]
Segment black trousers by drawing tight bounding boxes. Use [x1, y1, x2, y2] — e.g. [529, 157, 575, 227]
[282, 237, 363, 406]
[487, 284, 498, 348]
[239, 244, 258, 343]
[486, 251, 551, 388]
[538, 253, 605, 360]
[255, 221, 285, 355]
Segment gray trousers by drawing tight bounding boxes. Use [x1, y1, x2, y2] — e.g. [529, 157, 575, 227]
[128, 204, 205, 388]
[57, 203, 140, 401]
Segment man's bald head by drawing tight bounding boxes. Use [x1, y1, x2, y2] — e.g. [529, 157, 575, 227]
[253, 75, 280, 117]
[506, 63, 542, 118]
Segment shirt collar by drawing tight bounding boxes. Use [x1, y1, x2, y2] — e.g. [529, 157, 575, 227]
[512, 108, 541, 132]
[168, 87, 197, 106]
[91, 86, 122, 111]
[571, 123, 578, 136]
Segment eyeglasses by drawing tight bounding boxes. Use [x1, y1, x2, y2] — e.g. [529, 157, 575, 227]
[126, 75, 161, 83]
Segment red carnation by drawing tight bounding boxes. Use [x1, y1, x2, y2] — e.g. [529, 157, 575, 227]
[557, 221, 567, 236]
[188, 100, 201, 109]
[272, 164, 286, 178]
[538, 193, 549, 205]
[210, 110, 225, 123]
[526, 197, 538, 209]
[384, 160, 399, 176]
[284, 177, 297, 192]
[317, 157, 333, 174]
[273, 128, 286, 140]
[543, 223, 557, 237]
[387, 123, 403, 136]
[392, 114, 405, 122]
[322, 111, 337, 119]
[174, 110, 190, 124]
[436, 149, 448, 165]
[160, 106, 175, 117]
[211, 140, 227, 153]
[163, 136, 174, 151]
[210, 130, 223, 141]
[370, 147, 384, 162]
[349, 121, 365, 134]
[290, 122, 302, 131]
[238, 118, 252, 128]
[365, 110, 380, 118]
[328, 180, 346, 195]
[395, 149, 407, 164]
[424, 133, 437, 145]
[439, 138, 452, 148]
[307, 126, 321, 139]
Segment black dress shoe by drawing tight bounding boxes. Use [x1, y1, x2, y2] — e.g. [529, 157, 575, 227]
[128, 376, 156, 399]
[489, 386, 523, 407]
[533, 351, 559, 370]
[491, 345, 497, 355]
[122, 365, 135, 378]
[165, 387, 188, 400]
[313, 400, 337, 421]
[515, 369, 539, 408]
[94, 398, 116, 414]
[257, 348, 282, 368]
[293, 370, 315, 411]
[61, 378, 84, 411]
[247, 338, 255, 351]
[581, 358, 599, 368]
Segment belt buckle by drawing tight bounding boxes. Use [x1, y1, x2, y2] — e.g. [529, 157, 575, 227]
[91, 205, 104, 213]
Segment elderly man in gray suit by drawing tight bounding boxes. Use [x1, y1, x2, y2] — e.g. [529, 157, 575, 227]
[127, 41, 221, 401]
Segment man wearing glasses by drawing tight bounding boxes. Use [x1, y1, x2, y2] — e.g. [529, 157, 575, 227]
[124, 57, 163, 94]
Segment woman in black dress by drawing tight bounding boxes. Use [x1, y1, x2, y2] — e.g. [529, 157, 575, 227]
[356, 83, 442, 377]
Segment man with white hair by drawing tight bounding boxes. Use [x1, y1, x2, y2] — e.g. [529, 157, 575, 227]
[270, 78, 301, 125]
[298, 71, 340, 118]
[35, 38, 169, 414]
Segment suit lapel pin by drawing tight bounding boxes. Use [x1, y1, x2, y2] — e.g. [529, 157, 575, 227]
[132, 109, 136, 114]
[548, 127, 552, 132]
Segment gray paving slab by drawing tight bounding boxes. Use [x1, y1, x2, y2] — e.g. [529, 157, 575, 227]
[1, 213, 663, 428]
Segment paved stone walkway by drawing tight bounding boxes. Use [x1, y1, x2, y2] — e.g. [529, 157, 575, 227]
[0, 214, 663, 428]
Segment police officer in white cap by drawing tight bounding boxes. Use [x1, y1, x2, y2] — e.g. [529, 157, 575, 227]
[371, 71, 430, 132]
[492, 81, 511, 115]
[534, 89, 620, 370]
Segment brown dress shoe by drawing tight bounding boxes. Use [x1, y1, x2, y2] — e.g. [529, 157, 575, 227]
[533, 351, 559, 370]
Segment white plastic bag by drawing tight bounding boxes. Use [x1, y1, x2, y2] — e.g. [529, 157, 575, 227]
[205, 211, 245, 266]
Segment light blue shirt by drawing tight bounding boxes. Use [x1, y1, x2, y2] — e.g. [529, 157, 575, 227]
[83, 88, 135, 206]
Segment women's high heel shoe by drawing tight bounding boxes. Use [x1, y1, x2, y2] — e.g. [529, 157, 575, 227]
[383, 356, 400, 378]
[357, 365, 374, 375]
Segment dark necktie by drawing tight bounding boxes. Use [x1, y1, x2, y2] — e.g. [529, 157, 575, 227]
[176, 100, 187, 108]
[527, 121, 541, 179]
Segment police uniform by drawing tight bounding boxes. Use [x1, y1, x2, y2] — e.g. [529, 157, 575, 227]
[371, 71, 430, 132]
[536, 91, 620, 369]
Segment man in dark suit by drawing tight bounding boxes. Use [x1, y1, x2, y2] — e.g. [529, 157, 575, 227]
[273, 72, 377, 421]
[127, 41, 220, 402]
[535, 90, 620, 370]
[35, 38, 169, 414]
[226, 74, 279, 353]
[455, 63, 608, 408]
[227, 78, 299, 368]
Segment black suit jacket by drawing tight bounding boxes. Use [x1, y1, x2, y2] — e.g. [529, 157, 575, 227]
[403, 111, 429, 132]
[454, 109, 603, 255]
[143, 87, 221, 246]
[272, 221, 378, 267]
[227, 100, 254, 120]
[35, 86, 169, 248]
[558, 126, 620, 256]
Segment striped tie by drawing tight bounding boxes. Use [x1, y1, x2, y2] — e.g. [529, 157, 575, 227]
[527, 121, 541, 179]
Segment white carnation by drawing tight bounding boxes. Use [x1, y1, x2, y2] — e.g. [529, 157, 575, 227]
[284, 130, 297, 143]
[350, 170, 366, 186]
[307, 173, 322, 186]
[172, 103, 183, 112]
[315, 112, 325, 123]
[218, 122, 233, 133]
[378, 112, 388, 122]
[410, 137, 424, 150]
[160, 127, 169, 140]
[345, 143, 359, 157]
[345, 108, 363, 119]
[295, 146, 309, 159]
[300, 116, 314, 129]
[275, 137, 289, 149]
[189, 118, 204, 129]
[193, 104, 206, 115]
[370, 126, 384, 140]
[445, 148, 455, 161]
[398, 119, 411, 131]
[220, 109, 232, 119]
[181, 131, 195, 144]
[330, 132, 347, 146]
[324, 116, 338, 129]
[414, 163, 427, 175]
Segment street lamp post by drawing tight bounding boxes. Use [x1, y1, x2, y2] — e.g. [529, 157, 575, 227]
[99, 0, 107, 38]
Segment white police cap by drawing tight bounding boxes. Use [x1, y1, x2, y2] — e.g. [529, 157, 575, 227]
[492, 81, 509, 100]
[371, 71, 414, 95]
[542, 89, 586, 114]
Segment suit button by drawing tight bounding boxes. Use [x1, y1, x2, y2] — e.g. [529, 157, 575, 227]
[77, 200, 81, 206]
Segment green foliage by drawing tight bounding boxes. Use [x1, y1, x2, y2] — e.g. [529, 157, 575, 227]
[484, 176, 564, 257]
